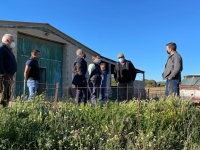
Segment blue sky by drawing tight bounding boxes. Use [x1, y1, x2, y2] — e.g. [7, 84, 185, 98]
[2, 0, 200, 81]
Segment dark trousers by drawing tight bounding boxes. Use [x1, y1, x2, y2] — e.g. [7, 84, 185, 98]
[165, 78, 180, 96]
[0, 73, 14, 107]
[89, 81, 100, 106]
[75, 81, 90, 105]
[118, 80, 134, 101]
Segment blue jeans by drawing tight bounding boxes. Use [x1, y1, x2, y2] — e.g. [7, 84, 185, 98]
[165, 78, 180, 96]
[27, 80, 39, 100]
[100, 87, 106, 101]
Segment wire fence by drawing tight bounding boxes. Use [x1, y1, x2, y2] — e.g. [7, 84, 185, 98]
[0, 79, 199, 107]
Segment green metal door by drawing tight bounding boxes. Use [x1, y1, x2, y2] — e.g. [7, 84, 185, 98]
[16, 33, 63, 97]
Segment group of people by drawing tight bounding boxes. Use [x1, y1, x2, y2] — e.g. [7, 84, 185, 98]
[72, 49, 138, 106]
[0, 33, 183, 107]
[72, 49, 108, 106]
[0, 34, 40, 107]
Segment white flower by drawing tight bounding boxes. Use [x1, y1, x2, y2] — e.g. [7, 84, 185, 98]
[141, 137, 144, 140]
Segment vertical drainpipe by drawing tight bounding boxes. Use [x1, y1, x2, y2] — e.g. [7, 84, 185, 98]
[143, 72, 145, 81]
[108, 63, 111, 86]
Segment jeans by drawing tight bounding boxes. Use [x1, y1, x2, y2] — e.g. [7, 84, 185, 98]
[100, 86, 106, 101]
[165, 78, 180, 96]
[89, 81, 100, 106]
[27, 80, 39, 100]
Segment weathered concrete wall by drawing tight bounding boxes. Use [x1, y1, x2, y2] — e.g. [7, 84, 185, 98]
[0, 26, 114, 97]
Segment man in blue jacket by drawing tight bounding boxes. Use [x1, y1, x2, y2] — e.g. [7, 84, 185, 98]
[0, 34, 17, 107]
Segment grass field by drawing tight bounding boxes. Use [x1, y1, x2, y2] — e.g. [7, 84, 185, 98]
[145, 86, 165, 98]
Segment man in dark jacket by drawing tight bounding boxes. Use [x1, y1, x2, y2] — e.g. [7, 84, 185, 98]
[162, 42, 183, 96]
[72, 49, 88, 105]
[114, 53, 136, 101]
[88, 54, 102, 106]
[24, 50, 40, 100]
[0, 34, 17, 107]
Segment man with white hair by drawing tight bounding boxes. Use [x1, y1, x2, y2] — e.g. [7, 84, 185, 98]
[0, 34, 17, 107]
[72, 49, 89, 105]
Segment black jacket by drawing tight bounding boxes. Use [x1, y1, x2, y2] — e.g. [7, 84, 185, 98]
[26, 58, 40, 80]
[0, 43, 17, 75]
[89, 63, 102, 85]
[114, 60, 136, 83]
[72, 56, 87, 85]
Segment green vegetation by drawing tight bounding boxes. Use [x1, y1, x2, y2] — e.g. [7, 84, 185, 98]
[145, 79, 165, 87]
[0, 96, 200, 149]
[111, 77, 117, 86]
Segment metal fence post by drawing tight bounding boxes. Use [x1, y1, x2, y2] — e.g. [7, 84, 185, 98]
[54, 82, 59, 114]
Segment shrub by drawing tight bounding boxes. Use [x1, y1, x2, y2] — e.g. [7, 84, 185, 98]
[0, 96, 200, 149]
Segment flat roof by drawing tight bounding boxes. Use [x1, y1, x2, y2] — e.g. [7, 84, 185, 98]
[184, 74, 200, 77]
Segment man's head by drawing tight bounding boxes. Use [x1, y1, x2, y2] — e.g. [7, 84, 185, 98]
[100, 63, 106, 71]
[76, 49, 84, 58]
[92, 53, 101, 64]
[117, 53, 125, 63]
[31, 49, 40, 58]
[166, 42, 177, 55]
[2, 34, 15, 49]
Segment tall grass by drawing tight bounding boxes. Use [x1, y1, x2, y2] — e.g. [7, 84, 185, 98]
[0, 96, 200, 150]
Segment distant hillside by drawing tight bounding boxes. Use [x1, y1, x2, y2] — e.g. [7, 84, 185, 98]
[111, 78, 165, 87]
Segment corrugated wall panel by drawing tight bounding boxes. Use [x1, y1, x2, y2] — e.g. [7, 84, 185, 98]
[16, 34, 63, 97]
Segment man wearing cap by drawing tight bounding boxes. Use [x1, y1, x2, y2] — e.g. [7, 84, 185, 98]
[24, 50, 40, 100]
[114, 53, 137, 101]
[0, 34, 17, 107]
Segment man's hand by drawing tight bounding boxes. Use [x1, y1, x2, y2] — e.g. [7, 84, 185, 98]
[24, 78, 27, 83]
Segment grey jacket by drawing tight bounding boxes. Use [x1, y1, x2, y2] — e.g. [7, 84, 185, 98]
[162, 52, 183, 80]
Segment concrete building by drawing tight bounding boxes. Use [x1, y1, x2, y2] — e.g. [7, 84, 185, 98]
[0, 20, 145, 99]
